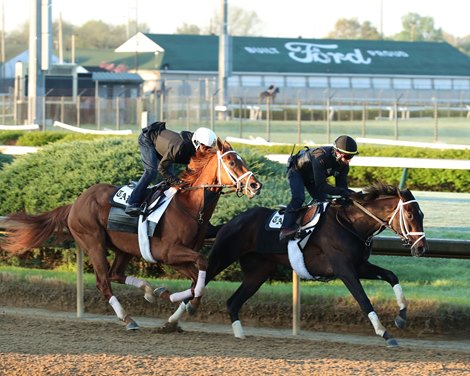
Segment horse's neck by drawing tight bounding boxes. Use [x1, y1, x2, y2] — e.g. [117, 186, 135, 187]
[347, 198, 396, 237]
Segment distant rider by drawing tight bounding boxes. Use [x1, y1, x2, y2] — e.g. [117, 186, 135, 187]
[279, 135, 359, 241]
[125, 122, 217, 217]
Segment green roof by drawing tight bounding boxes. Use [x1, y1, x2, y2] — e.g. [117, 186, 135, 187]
[140, 34, 470, 77]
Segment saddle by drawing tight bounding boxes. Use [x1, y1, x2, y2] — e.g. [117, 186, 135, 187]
[107, 182, 168, 235]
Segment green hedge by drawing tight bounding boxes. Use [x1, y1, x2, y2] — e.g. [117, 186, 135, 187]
[1, 134, 469, 280]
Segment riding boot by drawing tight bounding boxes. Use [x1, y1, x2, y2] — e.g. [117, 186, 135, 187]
[279, 210, 299, 241]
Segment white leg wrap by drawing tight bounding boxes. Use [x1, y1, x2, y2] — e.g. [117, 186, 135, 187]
[170, 288, 193, 303]
[368, 311, 386, 337]
[393, 283, 407, 310]
[168, 302, 186, 323]
[109, 295, 127, 321]
[125, 276, 145, 288]
[194, 270, 206, 297]
[232, 320, 246, 339]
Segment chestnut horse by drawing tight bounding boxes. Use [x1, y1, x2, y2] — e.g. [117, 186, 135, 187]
[1, 139, 262, 330]
[172, 183, 427, 347]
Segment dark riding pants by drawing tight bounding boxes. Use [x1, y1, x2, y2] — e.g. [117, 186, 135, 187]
[282, 168, 305, 229]
[127, 133, 160, 206]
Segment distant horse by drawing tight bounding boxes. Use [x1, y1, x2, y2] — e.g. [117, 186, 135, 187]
[0, 139, 262, 330]
[258, 86, 279, 103]
[175, 183, 427, 347]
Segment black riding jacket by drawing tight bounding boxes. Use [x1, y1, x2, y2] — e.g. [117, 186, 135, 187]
[147, 127, 195, 181]
[292, 146, 352, 199]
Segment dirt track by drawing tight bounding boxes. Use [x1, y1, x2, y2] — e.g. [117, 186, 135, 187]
[1, 305, 470, 376]
[1, 277, 470, 375]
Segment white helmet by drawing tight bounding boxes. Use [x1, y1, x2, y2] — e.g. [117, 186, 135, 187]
[192, 127, 217, 150]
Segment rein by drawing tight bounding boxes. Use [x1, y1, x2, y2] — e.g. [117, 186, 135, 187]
[180, 149, 256, 197]
[172, 148, 256, 223]
[351, 198, 426, 249]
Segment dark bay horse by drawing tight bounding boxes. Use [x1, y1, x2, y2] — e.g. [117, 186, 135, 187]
[176, 183, 427, 347]
[0, 139, 262, 330]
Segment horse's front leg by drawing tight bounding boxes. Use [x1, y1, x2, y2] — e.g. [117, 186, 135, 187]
[358, 261, 407, 330]
[108, 251, 156, 303]
[338, 271, 399, 348]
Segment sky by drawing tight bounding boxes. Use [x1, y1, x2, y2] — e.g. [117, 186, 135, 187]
[3, 0, 470, 39]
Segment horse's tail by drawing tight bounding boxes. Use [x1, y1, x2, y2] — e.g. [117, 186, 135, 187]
[1, 205, 72, 255]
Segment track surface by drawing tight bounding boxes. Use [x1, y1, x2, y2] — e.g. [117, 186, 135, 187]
[1, 306, 469, 376]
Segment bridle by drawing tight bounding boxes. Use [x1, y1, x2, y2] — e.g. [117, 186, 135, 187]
[181, 149, 257, 197]
[352, 197, 426, 249]
[217, 150, 256, 197]
[173, 148, 258, 223]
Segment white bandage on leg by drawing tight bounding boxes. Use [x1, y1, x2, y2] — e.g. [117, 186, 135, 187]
[368, 311, 386, 337]
[393, 284, 407, 310]
[109, 295, 127, 321]
[125, 276, 145, 289]
[169, 288, 193, 303]
[232, 320, 246, 339]
[168, 302, 186, 323]
[194, 270, 206, 297]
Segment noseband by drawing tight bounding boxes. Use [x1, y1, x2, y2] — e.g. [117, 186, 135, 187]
[352, 198, 426, 249]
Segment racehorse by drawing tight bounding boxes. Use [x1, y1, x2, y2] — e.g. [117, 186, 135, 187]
[173, 183, 427, 347]
[258, 86, 279, 103]
[0, 139, 262, 330]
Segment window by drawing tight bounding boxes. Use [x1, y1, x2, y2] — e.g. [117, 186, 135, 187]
[240, 75, 262, 86]
[351, 77, 371, 89]
[264, 76, 283, 87]
[286, 76, 306, 87]
[433, 79, 452, 90]
[453, 79, 470, 90]
[413, 78, 432, 90]
[393, 78, 412, 89]
[330, 77, 350, 88]
[372, 78, 391, 89]
[308, 77, 328, 88]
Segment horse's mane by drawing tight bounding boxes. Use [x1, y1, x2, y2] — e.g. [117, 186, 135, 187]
[350, 182, 398, 202]
[179, 147, 218, 185]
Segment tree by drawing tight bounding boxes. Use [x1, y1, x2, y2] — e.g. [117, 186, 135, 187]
[393, 13, 444, 42]
[207, 5, 264, 36]
[326, 18, 381, 40]
[176, 23, 202, 35]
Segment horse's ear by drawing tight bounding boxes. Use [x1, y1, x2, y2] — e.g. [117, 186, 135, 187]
[216, 137, 223, 150]
[223, 140, 232, 149]
[396, 187, 403, 199]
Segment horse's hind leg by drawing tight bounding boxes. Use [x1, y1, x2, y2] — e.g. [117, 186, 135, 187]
[71, 229, 139, 330]
[358, 261, 407, 330]
[109, 250, 156, 303]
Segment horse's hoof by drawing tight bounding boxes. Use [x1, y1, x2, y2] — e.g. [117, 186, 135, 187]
[156, 321, 184, 334]
[154, 286, 170, 300]
[144, 292, 156, 303]
[394, 315, 406, 330]
[386, 338, 400, 348]
[185, 302, 196, 315]
[126, 321, 140, 331]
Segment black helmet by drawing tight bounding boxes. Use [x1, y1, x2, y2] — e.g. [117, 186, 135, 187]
[334, 135, 359, 155]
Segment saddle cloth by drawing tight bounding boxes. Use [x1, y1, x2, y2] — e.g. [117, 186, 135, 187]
[107, 183, 169, 235]
[107, 184, 177, 263]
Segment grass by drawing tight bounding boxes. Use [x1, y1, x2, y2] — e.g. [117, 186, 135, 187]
[1, 256, 469, 307]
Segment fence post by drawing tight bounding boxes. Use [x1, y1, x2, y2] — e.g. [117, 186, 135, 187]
[266, 96, 271, 141]
[292, 271, 300, 335]
[76, 248, 84, 318]
[297, 99, 301, 144]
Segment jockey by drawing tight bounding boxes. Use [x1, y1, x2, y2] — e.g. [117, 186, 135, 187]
[279, 135, 359, 241]
[125, 122, 217, 217]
